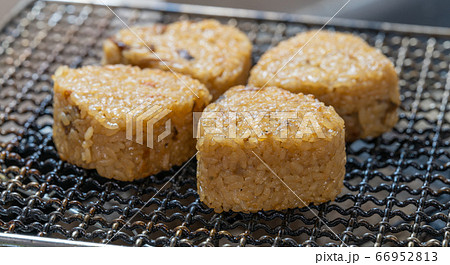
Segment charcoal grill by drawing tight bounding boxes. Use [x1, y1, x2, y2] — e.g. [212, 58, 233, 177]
[0, 0, 449, 247]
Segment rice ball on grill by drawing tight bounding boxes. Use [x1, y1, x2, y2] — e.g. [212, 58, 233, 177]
[249, 30, 400, 141]
[52, 65, 211, 181]
[196, 85, 346, 213]
[103, 19, 252, 100]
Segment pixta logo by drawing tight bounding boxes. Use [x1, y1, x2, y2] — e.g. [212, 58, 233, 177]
[193, 111, 326, 139]
[126, 104, 171, 148]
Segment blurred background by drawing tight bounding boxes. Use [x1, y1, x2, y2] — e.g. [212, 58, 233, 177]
[171, 0, 450, 27]
[1, 0, 450, 27]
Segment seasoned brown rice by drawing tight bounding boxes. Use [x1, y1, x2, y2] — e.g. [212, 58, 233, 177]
[196, 85, 346, 212]
[53, 64, 211, 181]
[103, 19, 252, 100]
[249, 30, 400, 141]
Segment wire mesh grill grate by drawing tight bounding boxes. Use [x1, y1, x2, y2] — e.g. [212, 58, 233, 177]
[0, 0, 449, 247]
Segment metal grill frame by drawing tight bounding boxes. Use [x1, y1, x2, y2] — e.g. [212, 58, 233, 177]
[0, 0, 449, 247]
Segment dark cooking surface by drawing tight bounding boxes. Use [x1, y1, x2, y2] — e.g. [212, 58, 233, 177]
[0, 1, 449, 246]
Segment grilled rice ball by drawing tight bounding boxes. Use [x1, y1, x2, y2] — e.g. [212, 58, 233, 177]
[249, 30, 400, 141]
[196, 85, 346, 213]
[53, 65, 211, 181]
[103, 19, 252, 100]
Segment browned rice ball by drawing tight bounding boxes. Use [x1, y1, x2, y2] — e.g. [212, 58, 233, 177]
[53, 65, 211, 181]
[103, 19, 252, 100]
[249, 30, 400, 141]
[196, 85, 346, 212]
